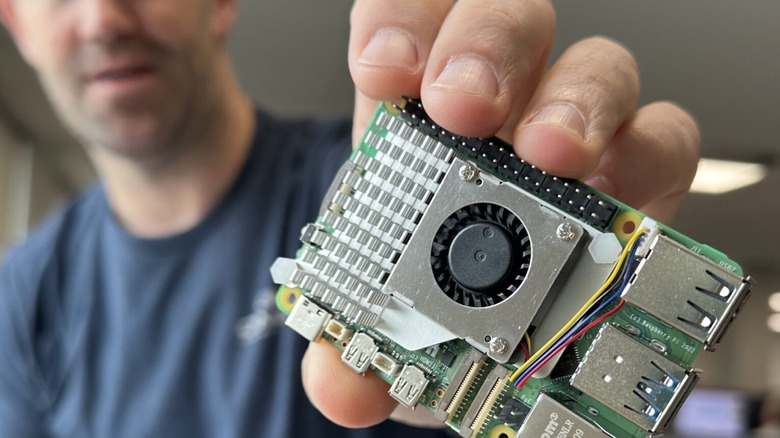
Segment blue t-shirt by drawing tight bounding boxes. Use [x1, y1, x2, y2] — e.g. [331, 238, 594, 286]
[0, 110, 455, 438]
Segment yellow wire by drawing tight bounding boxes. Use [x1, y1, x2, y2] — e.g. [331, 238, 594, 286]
[523, 332, 532, 355]
[510, 227, 648, 382]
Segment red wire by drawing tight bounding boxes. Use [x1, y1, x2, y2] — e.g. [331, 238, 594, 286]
[516, 300, 626, 389]
[519, 340, 530, 361]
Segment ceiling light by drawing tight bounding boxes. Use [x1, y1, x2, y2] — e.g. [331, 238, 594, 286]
[689, 158, 768, 195]
[768, 314, 780, 333]
[770, 293, 780, 313]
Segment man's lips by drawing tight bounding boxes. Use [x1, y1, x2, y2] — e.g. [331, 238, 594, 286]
[94, 65, 155, 81]
[86, 62, 158, 86]
[84, 63, 160, 98]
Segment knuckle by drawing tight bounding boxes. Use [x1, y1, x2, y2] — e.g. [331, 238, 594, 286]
[651, 101, 701, 154]
[475, 0, 554, 31]
[447, 0, 555, 55]
[550, 36, 640, 117]
[647, 101, 701, 175]
[665, 103, 700, 186]
[636, 101, 701, 189]
[580, 35, 635, 61]
[350, 0, 450, 32]
[572, 36, 639, 90]
[518, 0, 557, 39]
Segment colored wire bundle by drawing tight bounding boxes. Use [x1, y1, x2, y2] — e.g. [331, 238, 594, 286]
[510, 229, 648, 388]
[519, 332, 533, 360]
[514, 301, 626, 388]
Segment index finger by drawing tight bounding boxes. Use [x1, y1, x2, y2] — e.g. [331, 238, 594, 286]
[349, 0, 453, 100]
[420, 0, 556, 137]
[349, 0, 556, 141]
[349, 0, 453, 146]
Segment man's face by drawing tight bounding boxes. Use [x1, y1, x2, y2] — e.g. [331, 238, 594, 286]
[5, 0, 232, 156]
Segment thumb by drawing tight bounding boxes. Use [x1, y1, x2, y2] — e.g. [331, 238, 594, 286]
[302, 338, 398, 428]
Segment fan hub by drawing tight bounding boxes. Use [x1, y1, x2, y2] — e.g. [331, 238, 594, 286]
[448, 222, 514, 292]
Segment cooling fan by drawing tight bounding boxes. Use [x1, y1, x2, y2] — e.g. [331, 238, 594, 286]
[431, 203, 531, 308]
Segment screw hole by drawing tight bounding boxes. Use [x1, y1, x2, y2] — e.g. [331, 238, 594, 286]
[475, 178, 483, 186]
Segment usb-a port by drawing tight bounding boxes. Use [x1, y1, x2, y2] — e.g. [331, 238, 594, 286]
[571, 325, 699, 434]
[622, 235, 750, 350]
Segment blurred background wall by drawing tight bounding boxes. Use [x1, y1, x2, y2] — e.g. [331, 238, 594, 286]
[1, 0, 778, 435]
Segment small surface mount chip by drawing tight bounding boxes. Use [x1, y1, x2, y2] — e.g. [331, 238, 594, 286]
[274, 98, 752, 438]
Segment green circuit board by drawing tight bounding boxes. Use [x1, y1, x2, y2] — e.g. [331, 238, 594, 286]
[272, 99, 751, 438]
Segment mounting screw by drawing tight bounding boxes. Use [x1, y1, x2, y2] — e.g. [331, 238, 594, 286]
[556, 223, 576, 241]
[489, 337, 508, 355]
[459, 164, 478, 182]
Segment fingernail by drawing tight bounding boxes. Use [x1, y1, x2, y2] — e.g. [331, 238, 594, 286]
[358, 29, 418, 71]
[432, 55, 499, 97]
[525, 103, 587, 140]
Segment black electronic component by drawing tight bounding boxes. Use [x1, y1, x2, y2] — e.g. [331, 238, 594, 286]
[418, 117, 440, 137]
[497, 153, 526, 181]
[549, 344, 581, 380]
[399, 108, 419, 126]
[561, 184, 592, 215]
[477, 142, 506, 169]
[437, 130, 461, 148]
[497, 398, 531, 429]
[300, 223, 319, 247]
[584, 195, 619, 228]
[461, 137, 485, 158]
[439, 349, 457, 368]
[518, 164, 546, 192]
[399, 100, 424, 126]
[539, 176, 571, 204]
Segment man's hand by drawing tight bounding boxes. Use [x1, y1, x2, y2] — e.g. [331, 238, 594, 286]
[305, 0, 700, 428]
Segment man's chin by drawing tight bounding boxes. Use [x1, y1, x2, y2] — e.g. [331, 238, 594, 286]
[86, 119, 179, 163]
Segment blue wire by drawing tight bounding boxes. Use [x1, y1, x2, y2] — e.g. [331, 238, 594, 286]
[514, 234, 644, 385]
[514, 233, 646, 386]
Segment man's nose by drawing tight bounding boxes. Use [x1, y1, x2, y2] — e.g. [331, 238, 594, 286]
[77, 0, 138, 42]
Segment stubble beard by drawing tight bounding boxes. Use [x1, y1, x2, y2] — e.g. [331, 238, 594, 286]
[43, 35, 222, 168]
